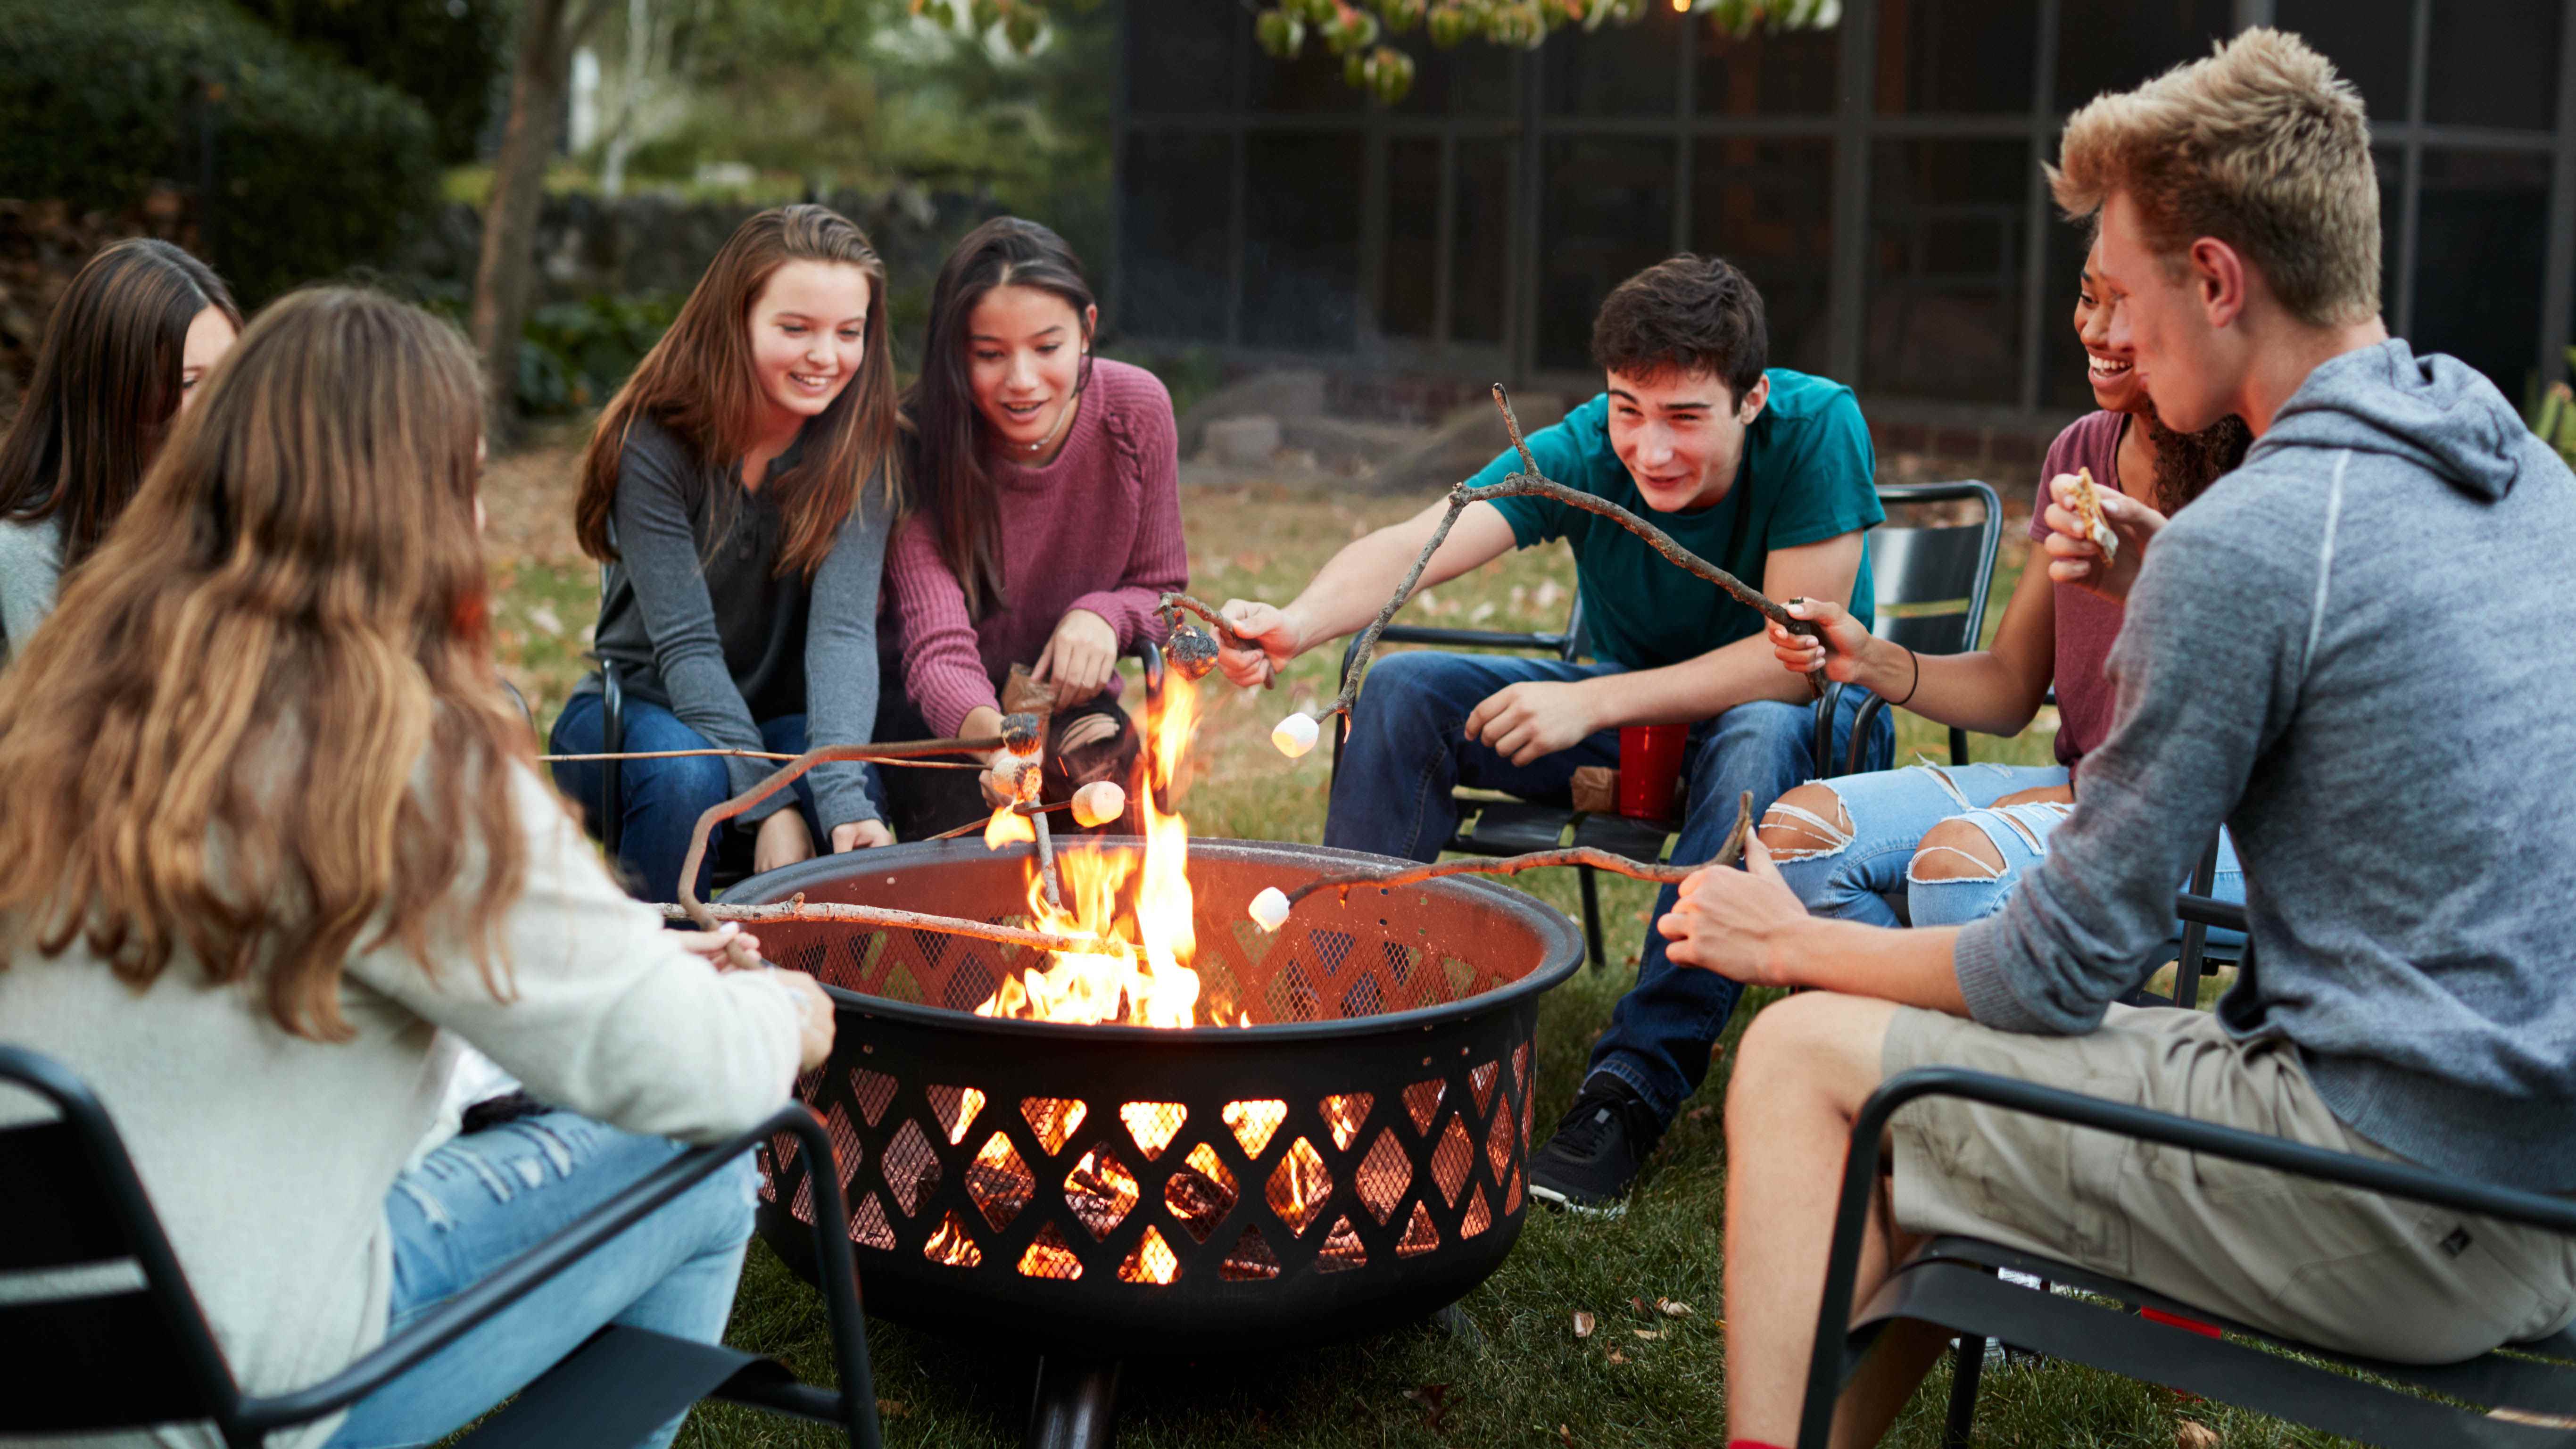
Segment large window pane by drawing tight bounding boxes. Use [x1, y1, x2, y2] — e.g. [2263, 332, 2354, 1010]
[2412, 148, 2551, 395]
[2275, 0, 2413, 120]
[1539, 139, 1677, 372]
[1125, 0, 1236, 114]
[1543, 4, 1682, 116]
[1395, 36, 1518, 116]
[1119, 131, 1232, 341]
[1876, 0, 2038, 114]
[2426, 0, 2560, 131]
[1691, 137, 1835, 374]
[1450, 140, 1514, 346]
[1696, 17, 1837, 116]
[1382, 138, 1442, 339]
[2053, 0, 2232, 113]
[1242, 134, 1365, 349]
[1864, 140, 2031, 402]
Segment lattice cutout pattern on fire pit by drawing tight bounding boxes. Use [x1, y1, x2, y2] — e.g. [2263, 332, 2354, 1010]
[762, 1037, 1537, 1290]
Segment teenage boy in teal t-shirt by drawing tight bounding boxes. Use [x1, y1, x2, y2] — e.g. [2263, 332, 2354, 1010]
[1216, 255, 1889, 1210]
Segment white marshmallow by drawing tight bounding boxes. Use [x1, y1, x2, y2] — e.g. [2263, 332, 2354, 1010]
[1070, 779, 1127, 828]
[1248, 886, 1292, 933]
[1271, 711, 1320, 758]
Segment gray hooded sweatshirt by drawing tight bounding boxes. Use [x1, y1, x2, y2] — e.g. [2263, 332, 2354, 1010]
[1955, 339, 2576, 1192]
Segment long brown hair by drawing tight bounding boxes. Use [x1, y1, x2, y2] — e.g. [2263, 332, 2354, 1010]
[0, 239, 242, 568]
[575, 204, 899, 577]
[0, 288, 530, 1040]
[903, 216, 1097, 619]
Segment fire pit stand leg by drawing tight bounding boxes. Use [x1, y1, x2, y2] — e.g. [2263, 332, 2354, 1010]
[1025, 1354, 1122, 1449]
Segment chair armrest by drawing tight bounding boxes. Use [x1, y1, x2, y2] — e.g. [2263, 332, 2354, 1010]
[1367, 623, 1575, 654]
[1797, 1066, 2576, 1446]
[240, 1103, 866, 1435]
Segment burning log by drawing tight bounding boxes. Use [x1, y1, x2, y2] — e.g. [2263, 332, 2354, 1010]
[1295, 388, 1828, 753]
[1256, 790, 1755, 926]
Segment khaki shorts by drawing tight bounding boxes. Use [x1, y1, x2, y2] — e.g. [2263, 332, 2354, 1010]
[1882, 1004, 2576, 1364]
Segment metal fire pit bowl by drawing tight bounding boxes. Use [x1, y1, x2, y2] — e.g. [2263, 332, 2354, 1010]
[735, 835, 1582, 1362]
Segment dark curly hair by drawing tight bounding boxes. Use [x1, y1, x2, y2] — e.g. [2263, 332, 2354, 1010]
[2137, 405, 2254, 515]
[1590, 253, 1768, 403]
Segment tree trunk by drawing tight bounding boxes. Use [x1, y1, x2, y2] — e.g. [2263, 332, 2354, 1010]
[471, 0, 594, 449]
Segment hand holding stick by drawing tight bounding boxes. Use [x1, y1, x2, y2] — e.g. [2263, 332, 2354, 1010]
[1308, 387, 1828, 737]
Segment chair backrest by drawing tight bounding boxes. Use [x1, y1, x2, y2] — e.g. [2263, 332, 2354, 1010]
[1864, 480, 2003, 659]
[0, 1045, 244, 1437]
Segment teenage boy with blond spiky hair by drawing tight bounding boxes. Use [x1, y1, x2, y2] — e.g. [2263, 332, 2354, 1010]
[1658, 29, 2576, 1449]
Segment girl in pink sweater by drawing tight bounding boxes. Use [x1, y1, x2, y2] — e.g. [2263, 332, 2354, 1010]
[882, 217, 1186, 837]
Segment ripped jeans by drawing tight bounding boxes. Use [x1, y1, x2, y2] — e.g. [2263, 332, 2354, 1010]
[1766, 761, 2245, 936]
[322, 1112, 758, 1449]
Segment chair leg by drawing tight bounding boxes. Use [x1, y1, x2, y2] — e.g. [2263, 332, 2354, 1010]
[1942, 1336, 1985, 1449]
[1579, 865, 1607, 972]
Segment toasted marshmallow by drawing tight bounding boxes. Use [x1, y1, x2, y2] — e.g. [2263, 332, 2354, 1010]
[1271, 711, 1320, 758]
[1248, 886, 1292, 933]
[1070, 779, 1127, 828]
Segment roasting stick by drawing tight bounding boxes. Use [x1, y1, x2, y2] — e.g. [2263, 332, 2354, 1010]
[540, 747, 980, 767]
[672, 734, 1004, 929]
[655, 899, 1110, 955]
[1298, 386, 1828, 741]
[1263, 791, 1754, 921]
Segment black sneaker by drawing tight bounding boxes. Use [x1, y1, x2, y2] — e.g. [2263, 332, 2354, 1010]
[1526, 1074, 1665, 1215]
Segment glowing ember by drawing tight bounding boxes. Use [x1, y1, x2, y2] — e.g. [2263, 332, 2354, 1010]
[976, 673, 1219, 1028]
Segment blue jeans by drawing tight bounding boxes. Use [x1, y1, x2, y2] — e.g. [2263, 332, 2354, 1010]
[549, 693, 884, 902]
[322, 1114, 757, 1449]
[1768, 760, 2245, 942]
[1324, 650, 1892, 1122]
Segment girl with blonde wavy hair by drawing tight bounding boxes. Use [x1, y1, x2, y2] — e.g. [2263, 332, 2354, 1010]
[0, 287, 832, 1449]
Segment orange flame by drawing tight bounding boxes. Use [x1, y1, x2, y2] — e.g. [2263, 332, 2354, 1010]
[975, 673, 1217, 1029]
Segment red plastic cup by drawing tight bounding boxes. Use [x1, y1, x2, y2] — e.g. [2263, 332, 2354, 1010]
[1616, 723, 1688, 821]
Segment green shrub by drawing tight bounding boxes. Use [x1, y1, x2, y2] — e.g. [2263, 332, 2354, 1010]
[0, 0, 440, 306]
[517, 292, 684, 417]
[240, 0, 515, 165]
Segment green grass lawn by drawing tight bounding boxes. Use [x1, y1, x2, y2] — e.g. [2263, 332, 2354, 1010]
[483, 455, 2341, 1448]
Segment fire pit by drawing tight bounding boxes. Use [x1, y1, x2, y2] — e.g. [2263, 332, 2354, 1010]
[736, 833, 1581, 1443]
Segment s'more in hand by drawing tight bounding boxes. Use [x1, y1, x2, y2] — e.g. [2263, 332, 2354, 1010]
[2067, 465, 2119, 565]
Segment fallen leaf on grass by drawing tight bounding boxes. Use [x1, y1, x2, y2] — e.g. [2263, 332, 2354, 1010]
[876, 1399, 907, 1419]
[1403, 1383, 1453, 1432]
[1572, 1311, 1596, 1339]
[1657, 1299, 1692, 1317]
[1606, 1349, 1628, 1364]
[1629, 1297, 1647, 1313]
[1686, 1106, 1715, 1124]
[2173, 1421, 2219, 1448]
[1558, 1425, 1574, 1448]
[1632, 1329, 1663, 1341]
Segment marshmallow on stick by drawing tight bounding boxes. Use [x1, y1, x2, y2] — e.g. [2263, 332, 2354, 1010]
[2068, 465, 2119, 565]
[1271, 711, 1320, 759]
[1070, 779, 1127, 828]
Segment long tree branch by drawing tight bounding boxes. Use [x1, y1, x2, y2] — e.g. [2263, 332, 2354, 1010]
[1320, 385, 1827, 721]
[541, 748, 980, 768]
[658, 900, 1113, 955]
[674, 736, 1004, 927]
[1281, 791, 1755, 911]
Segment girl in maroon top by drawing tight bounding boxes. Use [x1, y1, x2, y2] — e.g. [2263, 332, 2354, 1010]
[880, 217, 1185, 838]
[1751, 236, 2253, 930]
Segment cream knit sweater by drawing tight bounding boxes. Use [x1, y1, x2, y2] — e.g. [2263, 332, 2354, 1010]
[0, 761, 804, 1448]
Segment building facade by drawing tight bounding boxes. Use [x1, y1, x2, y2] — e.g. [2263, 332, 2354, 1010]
[1113, 0, 2576, 439]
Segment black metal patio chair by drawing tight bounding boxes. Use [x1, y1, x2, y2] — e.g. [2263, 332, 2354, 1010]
[1795, 894, 2576, 1449]
[0, 1043, 883, 1449]
[1331, 479, 2004, 971]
